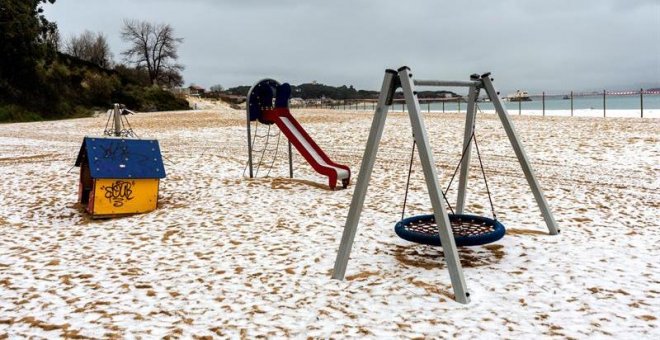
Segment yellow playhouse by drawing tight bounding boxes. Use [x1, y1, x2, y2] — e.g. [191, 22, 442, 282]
[75, 136, 166, 218]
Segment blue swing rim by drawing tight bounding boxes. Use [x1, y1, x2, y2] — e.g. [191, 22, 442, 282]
[394, 213, 506, 247]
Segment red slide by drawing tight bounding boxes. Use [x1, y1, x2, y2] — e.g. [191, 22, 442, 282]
[262, 108, 350, 189]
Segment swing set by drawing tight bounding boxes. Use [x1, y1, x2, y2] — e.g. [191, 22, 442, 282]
[332, 67, 560, 304]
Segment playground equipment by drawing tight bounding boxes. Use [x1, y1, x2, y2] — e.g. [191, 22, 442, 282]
[395, 98, 506, 247]
[75, 137, 166, 218]
[246, 79, 350, 190]
[395, 214, 506, 247]
[332, 67, 560, 304]
[104, 103, 138, 138]
[75, 104, 166, 218]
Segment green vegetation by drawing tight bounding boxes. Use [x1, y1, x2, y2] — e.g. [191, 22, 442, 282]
[0, 0, 188, 123]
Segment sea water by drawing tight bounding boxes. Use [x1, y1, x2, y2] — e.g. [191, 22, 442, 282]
[385, 94, 660, 117]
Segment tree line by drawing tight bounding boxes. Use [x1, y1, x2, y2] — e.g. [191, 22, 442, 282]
[0, 0, 188, 122]
[224, 83, 457, 101]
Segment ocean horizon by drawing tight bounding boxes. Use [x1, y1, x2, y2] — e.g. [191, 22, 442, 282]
[343, 93, 660, 118]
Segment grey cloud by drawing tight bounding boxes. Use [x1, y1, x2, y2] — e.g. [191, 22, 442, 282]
[47, 0, 660, 93]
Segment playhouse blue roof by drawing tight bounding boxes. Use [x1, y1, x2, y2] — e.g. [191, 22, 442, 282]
[75, 137, 166, 179]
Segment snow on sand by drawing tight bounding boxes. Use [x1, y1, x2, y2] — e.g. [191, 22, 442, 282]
[0, 108, 658, 338]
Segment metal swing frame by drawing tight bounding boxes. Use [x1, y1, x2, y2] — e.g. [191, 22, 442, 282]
[332, 67, 559, 304]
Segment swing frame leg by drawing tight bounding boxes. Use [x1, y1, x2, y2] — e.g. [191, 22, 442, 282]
[333, 70, 396, 282]
[399, 67, 470, 304]
[456, 84, 480, 214]
[482, 76, 560, 235]
[333, 68, 471, 304]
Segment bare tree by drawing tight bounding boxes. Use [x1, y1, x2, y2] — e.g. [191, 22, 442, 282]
[157, 68, 184, 88]
[65, 30, 113, 68]
[120, 19, 183, 86]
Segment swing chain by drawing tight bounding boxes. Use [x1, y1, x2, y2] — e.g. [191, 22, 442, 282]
[401, 139, 416, 220]
[472, 133, 497, 220]
[401, 137, 456, 220]
[400, 117, 497, 221]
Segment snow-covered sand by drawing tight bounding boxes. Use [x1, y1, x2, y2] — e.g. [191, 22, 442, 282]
[0, 108, 658, 338]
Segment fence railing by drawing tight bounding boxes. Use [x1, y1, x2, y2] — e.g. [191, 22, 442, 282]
[320, 88, 659, 118]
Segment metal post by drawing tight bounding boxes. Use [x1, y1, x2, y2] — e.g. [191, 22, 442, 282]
[247, 119, 254, 178]
[458, 99, 461, 113]
[113, 103, 121, 137]
[443, 101, 445, 113]
[482, 76, 559, 235]
[427, 101, 430, 113]
[333, 71, 396, 281]
[246, 93, 257, 179]
[456, 85, 479, 214]
[288, 141, 293, 178]
[603, 90, 606, 117]
[641, 88, 644, 118]
[542, 92, 545, 116]
[570, 91, 574, 116]
[399, 67, 470, 304]
[415, 80, 479, 87]
[518, 100, 521, 115]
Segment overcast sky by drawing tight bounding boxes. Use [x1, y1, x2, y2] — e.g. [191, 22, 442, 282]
[47, 0, 659, 93]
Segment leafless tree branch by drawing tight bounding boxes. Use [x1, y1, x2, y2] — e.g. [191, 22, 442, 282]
[65, 30, 113, 68]
[121, 19, 183, 86]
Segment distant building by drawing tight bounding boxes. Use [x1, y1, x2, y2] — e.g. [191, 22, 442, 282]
[189, 85, 206, 96]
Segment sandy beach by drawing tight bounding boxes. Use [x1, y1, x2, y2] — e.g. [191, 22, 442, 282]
[0, 107, 658, 338]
